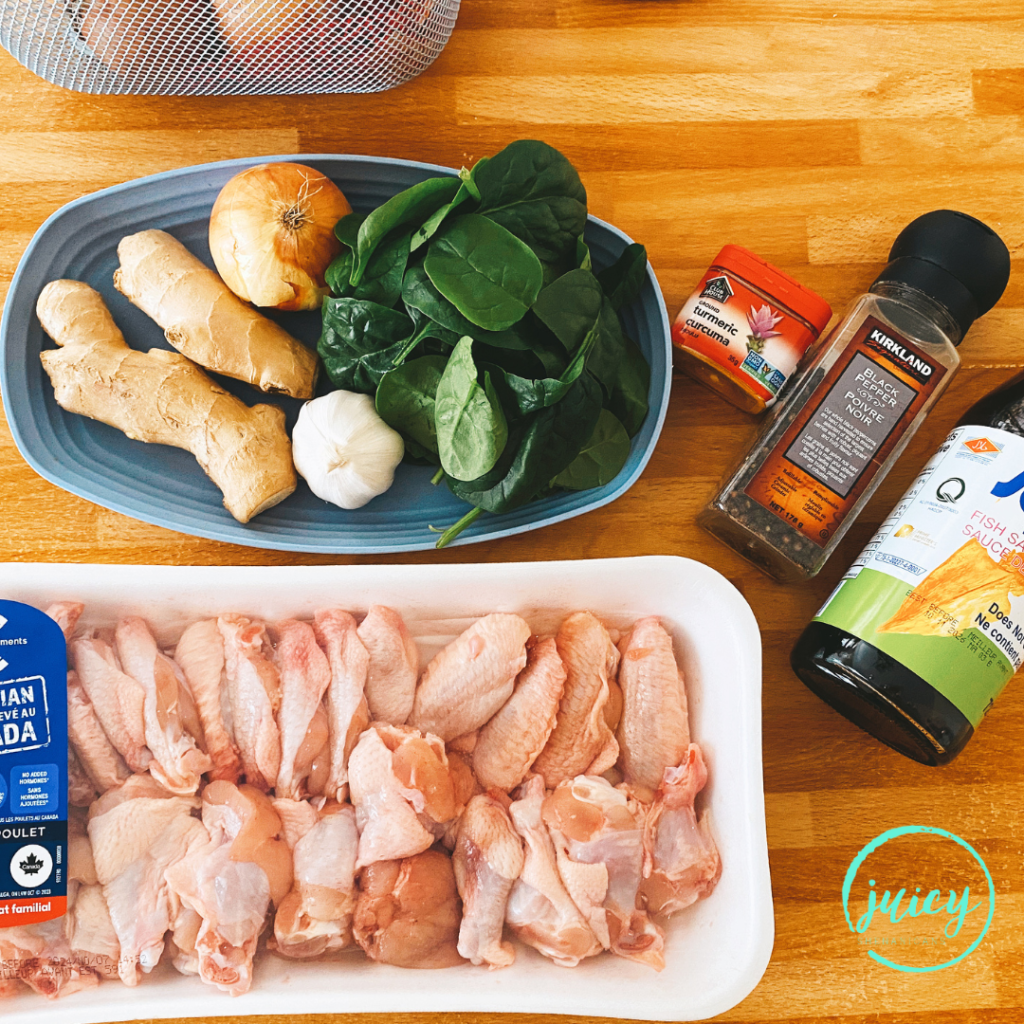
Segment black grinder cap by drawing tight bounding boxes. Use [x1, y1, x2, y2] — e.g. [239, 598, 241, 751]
[871, 210, 1011, 342]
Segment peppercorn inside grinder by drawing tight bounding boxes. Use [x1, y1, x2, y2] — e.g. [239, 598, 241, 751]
[699, 210, 1011, 584]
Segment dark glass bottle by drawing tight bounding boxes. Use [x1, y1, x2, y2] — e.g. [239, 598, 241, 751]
[792, 372, 1024, 765]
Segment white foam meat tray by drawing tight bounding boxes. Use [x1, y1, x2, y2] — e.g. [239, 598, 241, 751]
[0, 555, 773, 1022]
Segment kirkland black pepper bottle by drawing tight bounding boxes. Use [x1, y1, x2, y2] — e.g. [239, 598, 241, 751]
[699, 211, 1011, 583]
[793, 371, 1024, 765]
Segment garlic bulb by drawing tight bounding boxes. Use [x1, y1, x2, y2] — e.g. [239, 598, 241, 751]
[292, 391, 405, 510]
[209, 162, 351, 311]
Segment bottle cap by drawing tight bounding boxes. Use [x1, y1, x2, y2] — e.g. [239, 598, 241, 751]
[715, 244, 833, 336]
[872, 211, 1010, 342]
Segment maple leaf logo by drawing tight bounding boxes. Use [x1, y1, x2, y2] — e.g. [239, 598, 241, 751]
[18, 852, 43, 876]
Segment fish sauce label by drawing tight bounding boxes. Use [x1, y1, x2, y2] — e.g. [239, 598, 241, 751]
[815, 426, 1024, 726]
[0, 601, 67, 928]
[745, 317, 946, 545]
[672, 269, 817, 406]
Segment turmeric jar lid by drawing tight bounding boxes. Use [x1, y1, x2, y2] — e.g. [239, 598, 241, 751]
[715, 245, 833, 340]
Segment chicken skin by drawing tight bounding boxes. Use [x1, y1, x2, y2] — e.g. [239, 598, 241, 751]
[533, 612, 620, 788]
[165, 781, 292, 996]
[313, 608, 370, 802]
[453, 793, 524, 969]
[616, 617, 689, 799]
[474, 636, 566, 792]
[412, 613, 531, 743]
[358, 605, 420, 726]
[114, 616, 211, 795]
[218, 616, 282, 792]
[66, 670, 131, 792]
[272, 619, 333, 800]
[354, 849, 466, 968]
[507, 776, 601, 967]
[87, 775, 206, 986]
[174, 619, 242, 783]
[71, 634, 150, 772]
[543, 776, 665, 971]
[641, 744, 721, 916]
[273, 800, 359, 958]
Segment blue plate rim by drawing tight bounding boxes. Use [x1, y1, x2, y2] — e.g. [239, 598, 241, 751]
[1, 153, 672, 554]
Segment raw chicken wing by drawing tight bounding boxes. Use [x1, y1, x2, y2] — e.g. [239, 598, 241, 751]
[219, 615, 282, 791]
[71, 635, 149, 771]
[507, 776, 601, 967]
[68, 747, 97, 808]
[616, 617, 689, 798]
[533, 612, 620, 788]
[66, 810, 120, 980]
[45, 601, 83, 641]
[313, 608, 370, 802]
[67, 671, 129, 792]
[0, 921, 100, 999]
[165, 781, 292, 995]
[411, 613, 531, 742]
[453, 793, 524, 969]
[115, 616, 211, 794]
[347, 725, 447, 867]
[354, 850, 465, 968]
[273, 800, 359, 958]
[474, 636, 566, 791]
[272, 619, 332, 799]
[358, 605, 419, 725]
[641, 744, 721, 915]
[543, 776, 665, 971]
[87, 774, 206, 985]
[174, 619, 242, 782]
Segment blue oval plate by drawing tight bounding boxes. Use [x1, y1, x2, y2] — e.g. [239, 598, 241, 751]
[1, 154, 671, 553]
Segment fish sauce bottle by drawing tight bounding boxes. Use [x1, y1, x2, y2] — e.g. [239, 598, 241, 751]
[699, 210, 1010, 583]
[792, 352, 1024, 765]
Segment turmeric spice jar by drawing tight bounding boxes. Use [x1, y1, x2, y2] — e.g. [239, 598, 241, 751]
[672, 246, 832, 414]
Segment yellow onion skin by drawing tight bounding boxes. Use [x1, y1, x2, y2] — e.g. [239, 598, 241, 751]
[209, 162, 351, 311]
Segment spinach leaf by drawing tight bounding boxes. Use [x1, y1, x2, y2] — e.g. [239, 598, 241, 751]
[376, 354, 447, 457]
[403, 263, 480, 337]
[576, 234, 592, 271]
[410, 167, 478, 253]
[444, 368, 602, 523]
[499, 318, 598, 415]
[425, 214, 543, 331]
[552, 408, 630, 489]
[472, 140, 588, 262]
[435, 338, 508, 482]
[532, 268, 603, 353]
[585, 297, 651, 436]
[392, 305, 461, 366]
[351, 176, 461, 286]
[597, 243, 647, 311]
[334, 211, 365, 249]
[318, 297, 414, 394]
[326, 230, 410, 307]
[325, 248, 353, 296]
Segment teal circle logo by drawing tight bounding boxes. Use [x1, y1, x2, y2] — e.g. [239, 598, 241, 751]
[843, 825, 994, 973]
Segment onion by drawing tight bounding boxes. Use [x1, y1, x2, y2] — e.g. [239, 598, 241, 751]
[209, 162, 351, 311]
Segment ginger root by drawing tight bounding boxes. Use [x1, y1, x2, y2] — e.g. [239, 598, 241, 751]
[38, 279, 297, 524]
[113, 229, 319, 400]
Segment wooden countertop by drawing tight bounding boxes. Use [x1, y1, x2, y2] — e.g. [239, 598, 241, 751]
[1, 0, 1023, 1021]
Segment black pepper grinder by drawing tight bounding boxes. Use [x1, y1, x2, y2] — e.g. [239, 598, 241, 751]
[699, 210, 1011, 583]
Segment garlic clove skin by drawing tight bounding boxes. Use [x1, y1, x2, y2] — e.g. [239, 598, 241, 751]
[292, 391, 405, 510]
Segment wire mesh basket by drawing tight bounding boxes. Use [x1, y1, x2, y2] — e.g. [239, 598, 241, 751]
[0, 0, 460, 95]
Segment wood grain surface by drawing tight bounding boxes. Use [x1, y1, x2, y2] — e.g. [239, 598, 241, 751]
[1, 0, 1023, 1021]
